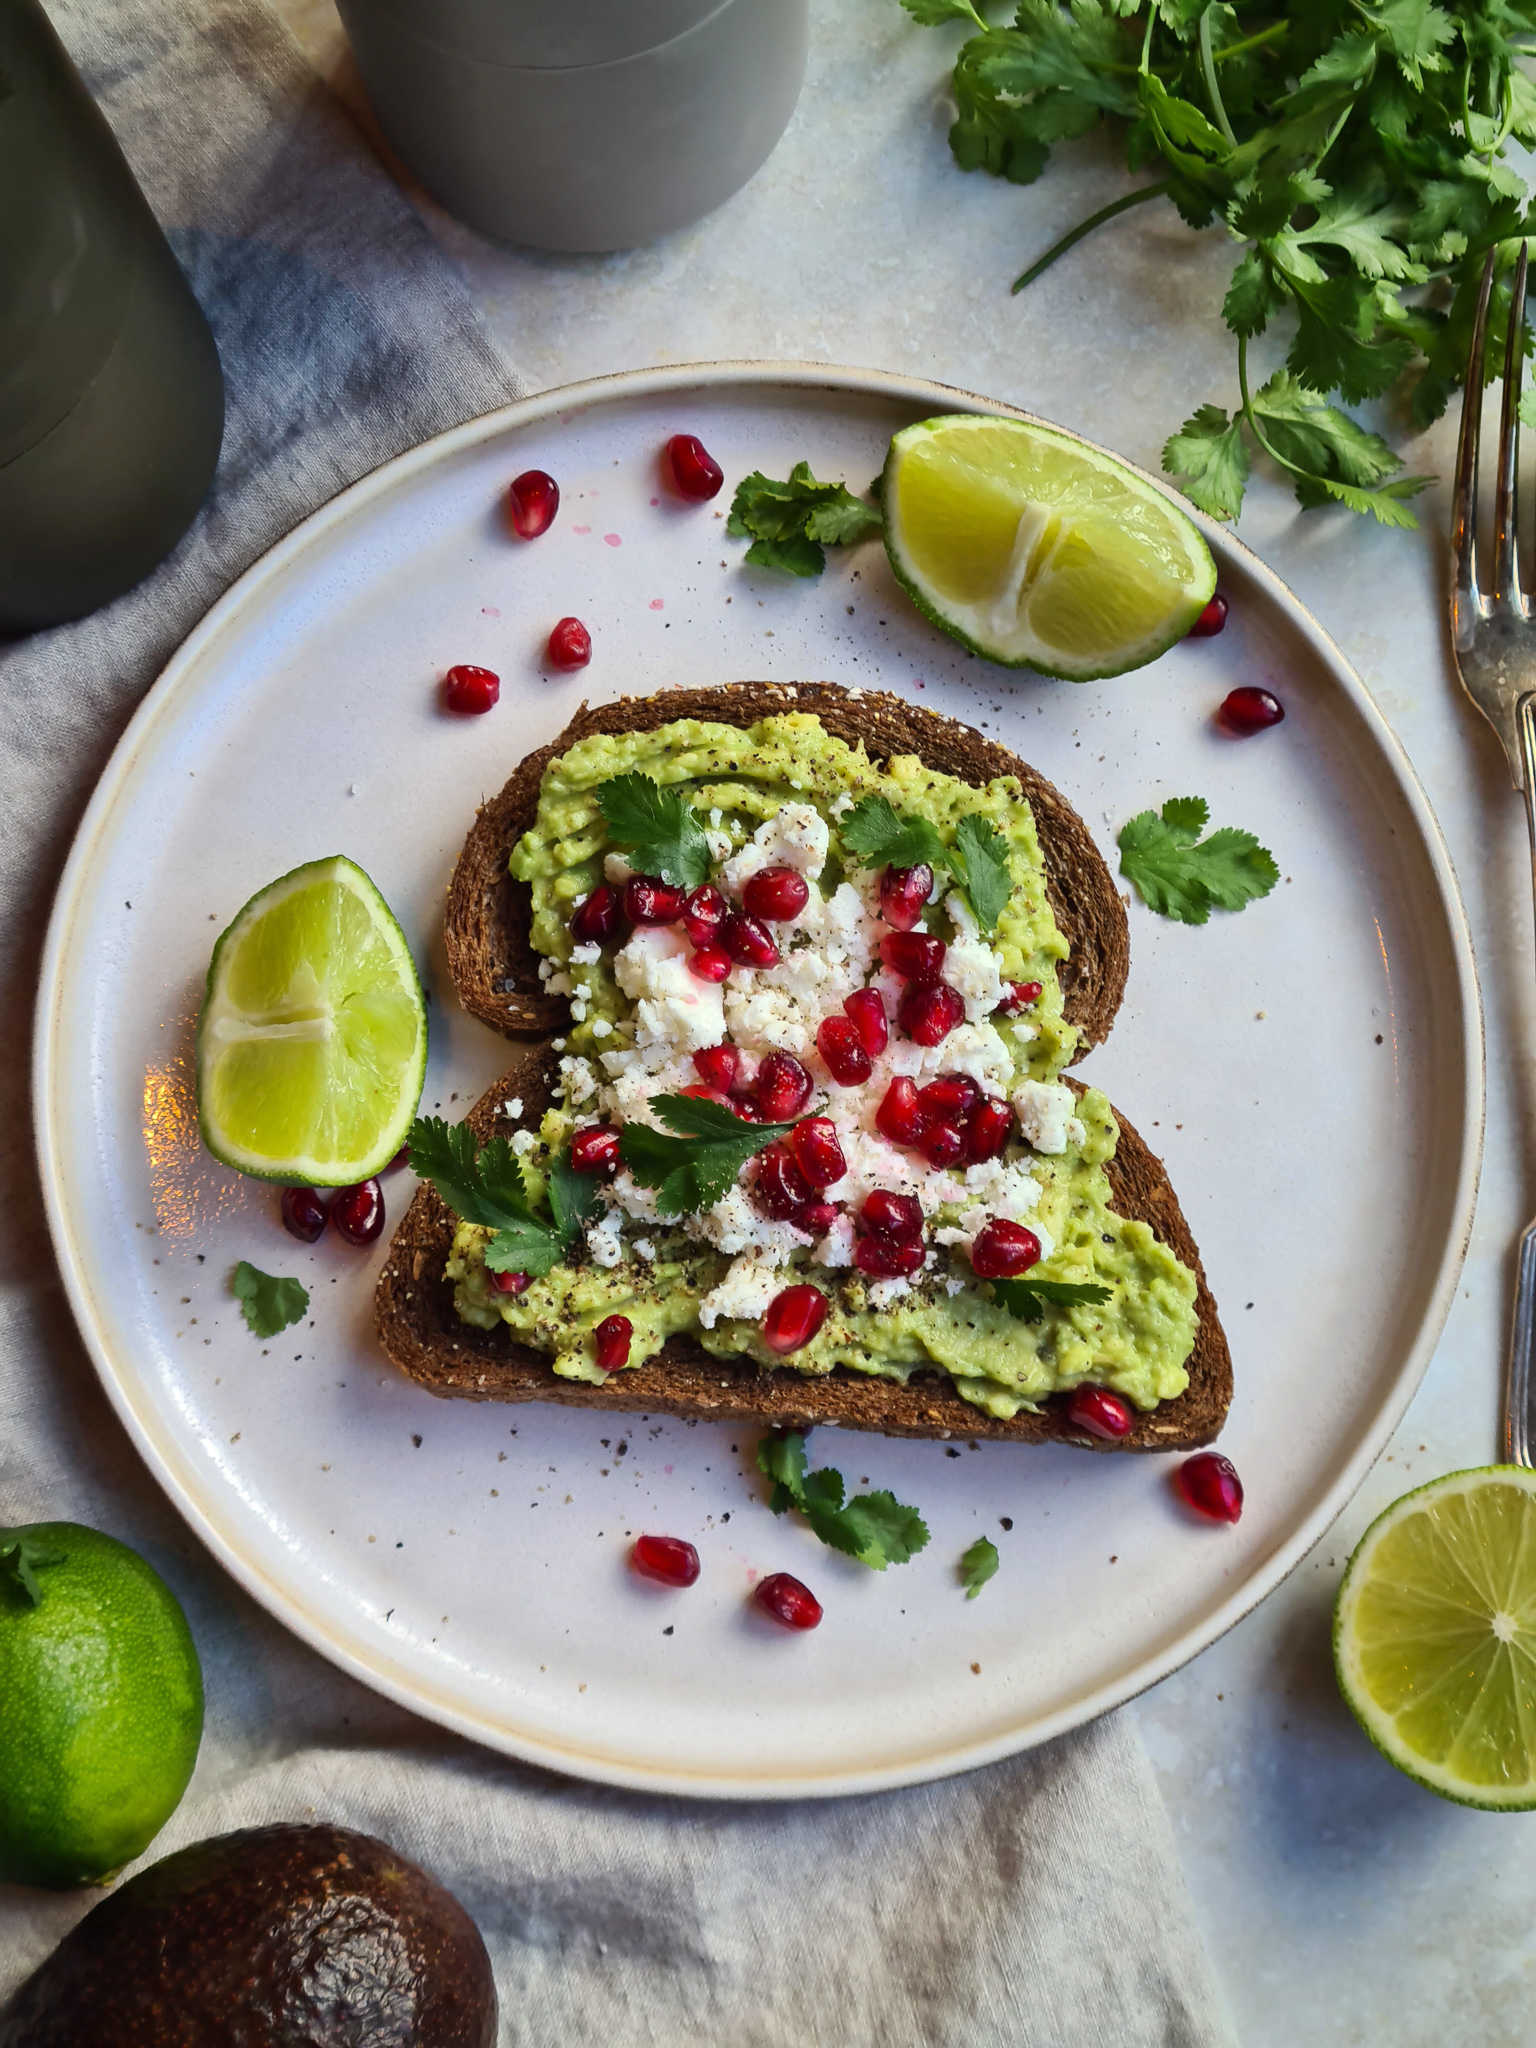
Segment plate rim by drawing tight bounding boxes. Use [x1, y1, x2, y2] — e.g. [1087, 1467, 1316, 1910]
[33, 359, 1486, 1798]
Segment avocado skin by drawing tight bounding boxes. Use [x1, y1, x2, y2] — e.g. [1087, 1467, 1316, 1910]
[0, 1823, 497, 2046]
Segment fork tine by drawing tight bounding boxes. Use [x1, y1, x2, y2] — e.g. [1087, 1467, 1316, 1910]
[1495, 241, 1531, 613]
[1452, 248, 1498, 644]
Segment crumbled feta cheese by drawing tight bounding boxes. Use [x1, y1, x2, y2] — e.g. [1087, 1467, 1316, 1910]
[718, 802, 829, 893]
[538, 958, 554, 982]
[868, 1276, 912, 1309]
[705, 830, 732, 861]
[942, 892, 1006, 1021]
[511, 1130, 537, 1156]
[560, 1057, 597, 1105]
[945, 1276, 967, 1297]
[587, 1210, 624, 1268]
[546, 971, 574, 997]
[709, 807, 723, 828]
[610, 1171, 663, 1222]
[505, 1097, 524, 1119]
[552, 1038, 567, 1052]
[633, 1238, 656, 1262]
[1012, 1079, 1077, 1155]
[570, 1000, 588, 1022]
[613, 925, 725, 1055]
[604, 852, 636, 884]
[830, 792, 855, 817]
[698, 1253, 782, 1328]
[591, 1018, 613, 1039]
[571, 942, 601, 966]
[690, 1184, 809, 1258]
[814, 1213, 857, 1268]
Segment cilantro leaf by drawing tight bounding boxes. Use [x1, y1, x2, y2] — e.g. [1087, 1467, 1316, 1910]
[959, 1535, 1000, 1599]
[899, 0, 986, 24]
[1163, 404, 1250, 522]
[483, 1215, 569, 1280]
[990, 1275, 1113, 1323]
[621, 1095, 795, 1215]
[0, 1533, 66, 1606]
[549, 1149, 605, 1237]
[596, 772, 711, 890]
[1118, 798, 1279, 925]
[231, 1261, 309, 1339]
[951, 813, 1014, 933]
[756, 1432, 931, 1570]
[839, 795, 1014, 933]
[411, 1118, 608, 1274]
[727, 463, 882, 578]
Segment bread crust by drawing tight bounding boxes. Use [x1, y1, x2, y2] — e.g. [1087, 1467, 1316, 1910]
[443, 681, 1130, 1061]
[373, 1054, 1232, 1453]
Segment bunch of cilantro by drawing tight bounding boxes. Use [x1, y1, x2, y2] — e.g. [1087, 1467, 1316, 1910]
[898, 0, 1536, 528]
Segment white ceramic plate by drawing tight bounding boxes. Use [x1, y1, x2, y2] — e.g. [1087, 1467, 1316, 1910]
[35, 365, 1482, 1798]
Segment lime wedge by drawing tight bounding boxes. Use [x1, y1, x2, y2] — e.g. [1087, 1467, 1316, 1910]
[1333, 1467, 1536, 1809]
[881, 415, 1216, 679]
[197, 856, 426, 1185]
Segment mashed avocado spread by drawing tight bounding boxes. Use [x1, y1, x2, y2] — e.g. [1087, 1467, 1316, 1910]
[447, 710, 1197, 1421]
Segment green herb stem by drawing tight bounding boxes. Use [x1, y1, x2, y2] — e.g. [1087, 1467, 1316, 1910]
[1209, 20, 1287, 64]
[1198, 7, 1236, 148]
[1012, 180, 1172, 295]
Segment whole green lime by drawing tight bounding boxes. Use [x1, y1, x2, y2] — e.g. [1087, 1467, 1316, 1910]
[0, 1522, 204, 1888]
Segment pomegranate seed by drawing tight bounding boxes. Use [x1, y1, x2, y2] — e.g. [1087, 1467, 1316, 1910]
[816, 1015, 873, 1086]
[443, 663, 500, 715]
[876, 1076, 928, 1146]
[1176, 1452, 1244, 1523]
[678, 1082, 722, 1102]
[693, 1043, 740, 1092]
[755, 1571, 822, 1630]
[965, 1099, 1014, 1163]
[548, 616, 591, 669]
[755, 1143, 814, 1220]
[1220, 685, 1285, 735]
[594, 1314, 632, 1372]
[1066, 1385, 1134, 1441]
[631, 1534, 700, 1586]
[281, 1186, 327, 1243]
[331, 1179, 385, 1246]
[918, 1074, 981, 1122]
[997, 980, 1043, 1015]
[569, 883, 623, 946]
[570, 1124, 621, 1174]
[969, 1219, 1042, 1279]
[488, 1267, 531, 1296]
[1189, 593, 1229, 637]
[901, 982, 965, 1047]
[855, 1234, 925, 1278]
[919, 1120, 966, 1169]
[879, 863, 934, 931]
[791, 1116, 846, 1189]
[720, 912, 780, 969]
[682, 884, 727, 945]
[798, 1201, 839, 1234]
[689, 944, 731, 982]
[861, 1189, 923, 1244]
[744, 865, 810, 922]
[880, 930, 947, 981]
[623, 874, 687, 926]
[507, 468, 559, 539]
[755, 1050, 813, 1121]
[762, 1284, 829, 1354]
[843, 987, 889, 1057]
[666, 433, 725, 502]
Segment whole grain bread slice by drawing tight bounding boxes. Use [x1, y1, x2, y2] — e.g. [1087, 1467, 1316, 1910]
[444, 681, 1129, 1061]
[374, 1054, 1232, 1453]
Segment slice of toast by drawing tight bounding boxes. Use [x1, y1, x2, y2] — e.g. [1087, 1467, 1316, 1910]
[444, 681, 1130, 1061]
[374, 1054, 1233, 1453]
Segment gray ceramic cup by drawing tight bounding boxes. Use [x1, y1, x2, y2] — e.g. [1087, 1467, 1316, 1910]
[334, 0, 809, 252]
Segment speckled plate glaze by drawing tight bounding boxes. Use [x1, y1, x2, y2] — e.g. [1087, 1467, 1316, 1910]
[35, 365, 1482, 1798]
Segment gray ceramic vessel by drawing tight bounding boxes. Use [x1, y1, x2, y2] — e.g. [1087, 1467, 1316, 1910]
[334, 0, 809, 252]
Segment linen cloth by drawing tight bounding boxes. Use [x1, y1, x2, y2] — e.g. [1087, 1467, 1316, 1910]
[0, 2, 1236, 2040]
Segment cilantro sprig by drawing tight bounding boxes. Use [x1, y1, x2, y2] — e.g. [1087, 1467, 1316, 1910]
[727, 463, 883, 577]
[990, 1274, 1112, 1324]
[896, 0, 1536, 528]
[407, 1117, 603, 1277]
[1118, 796, 1278, 926]
[621, 1094, 796, 1215]
[231, 1261, 309, 1339]
[839, 794, 1014, 934]
[597, 773, 711, 891]
[0, 1532, 66, 1607]
[959, 1535, 1000, 1599]
[758, 1431, 931, 1570]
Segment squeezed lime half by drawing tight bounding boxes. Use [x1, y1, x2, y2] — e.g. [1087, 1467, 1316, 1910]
[882, 414, 1215, 680]
[197, 855, 426, 1185]
[1334, 1466, 1536, 1810]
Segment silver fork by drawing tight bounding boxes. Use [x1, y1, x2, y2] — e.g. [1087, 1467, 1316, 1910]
[1451, 239, 1536, 1469]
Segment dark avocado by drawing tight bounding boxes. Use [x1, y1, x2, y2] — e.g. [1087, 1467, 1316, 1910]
[0, 1822, 497, 2047]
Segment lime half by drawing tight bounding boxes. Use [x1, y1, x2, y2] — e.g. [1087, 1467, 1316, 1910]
[197, 855, 426, 1185]
[882, 415, 1216, 679]
[1334, 1467, 1536, 1809]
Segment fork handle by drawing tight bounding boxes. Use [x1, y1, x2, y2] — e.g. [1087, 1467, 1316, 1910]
[1508, 695, 1536, 1467]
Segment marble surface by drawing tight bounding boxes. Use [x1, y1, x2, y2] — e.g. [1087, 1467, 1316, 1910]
[265, 2, 1536, 2039]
